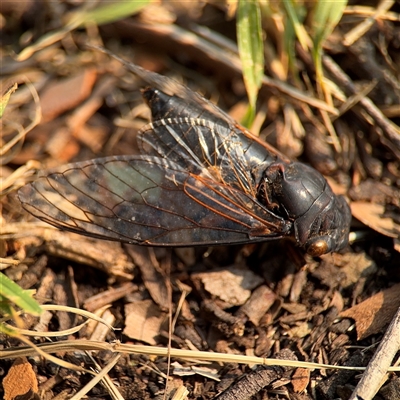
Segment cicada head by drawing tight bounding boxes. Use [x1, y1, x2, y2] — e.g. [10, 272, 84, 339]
[301, 194, 352, 256]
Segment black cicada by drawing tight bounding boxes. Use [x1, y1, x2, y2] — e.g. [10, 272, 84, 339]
[18, 49, 351, 256]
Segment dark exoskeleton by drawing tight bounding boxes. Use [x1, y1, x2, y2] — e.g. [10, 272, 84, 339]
[18, 49, 351, 256]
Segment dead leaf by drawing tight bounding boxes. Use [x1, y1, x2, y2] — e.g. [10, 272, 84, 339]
[351, 201, 400, 239]
[340, 283, 400, 340]
[40, 68, 97, 122]
[329, 290, 344, 313]
[125, 246, 169, 310]
[333, 252, 377, 288]
[3, 357, 39, 400]
[172, 362, 220, 381]
[124, 299, 167, 345]
[286, 321, 312, 339]
[192, 268, 263, 306]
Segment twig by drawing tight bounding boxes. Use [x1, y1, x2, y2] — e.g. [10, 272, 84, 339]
[349, 305, 400, 399]
[322, 54, 400, 159]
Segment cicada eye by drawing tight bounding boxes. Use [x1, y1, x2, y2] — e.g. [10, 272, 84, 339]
[306, 238, 330, 257]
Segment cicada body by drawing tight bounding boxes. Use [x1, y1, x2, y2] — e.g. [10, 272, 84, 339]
[18, 50, 351, 256]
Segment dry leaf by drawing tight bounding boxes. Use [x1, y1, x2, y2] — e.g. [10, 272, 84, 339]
[351, 201, 400, 239]
[124, 299, 167, 345]
[40, 68, 97, 122]
[125, 246, 169, 310]
[340, 283, 400, 340]
[192, 268, 263, 306]
[286, 321, 312, 339]
[3, 357, 39, 400]
[329, 290, 344, 313]
[333, 252, 377, 288]
[172, 362, 220, 381]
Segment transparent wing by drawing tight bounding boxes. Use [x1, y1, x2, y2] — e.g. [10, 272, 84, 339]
[99, 48, 290, 198]
[100, 49, 289, 198]
[18, 156, 290, 246]
[98, 47, 235, 126]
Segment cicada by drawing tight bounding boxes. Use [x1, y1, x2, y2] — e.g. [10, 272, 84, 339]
[18, 49, 351, 256]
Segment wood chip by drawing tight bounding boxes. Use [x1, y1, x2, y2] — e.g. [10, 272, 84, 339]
[291, 367, 310, 393]
[237, 285, 277, 326]
[3, 357, 39, 400]
[42, 230, 134, 280]
[84, 282, 137, 312]
[45, 126, 80, 162]
[172, 362, 220, 381]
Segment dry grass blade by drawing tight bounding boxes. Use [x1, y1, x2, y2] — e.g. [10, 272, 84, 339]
[0, 82, 41, 158]
[2, 304, 114, 339]
[15, 1, 149, 61]
[3, 339, 400, 372]
[69, 353, 123, 400]
[0, 258, 20, 266]
[322, 54, 400, 157]
[344, 0, 396, 46]
[0, 160, 41, 196]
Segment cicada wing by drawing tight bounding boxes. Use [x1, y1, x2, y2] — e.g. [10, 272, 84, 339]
[18, 156, 287, 246]
[98, 47, 234, 126]
[98, 47, 289, 195]
[138, 117, 278, 197]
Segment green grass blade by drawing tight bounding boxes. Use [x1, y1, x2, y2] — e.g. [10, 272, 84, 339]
[282, 0, 310, 50]
[311, 0, 347, 86]
[70, 0, 151, 27]
[237, 0, 264, 127]
[0, 272, 42, 316]
[311, 0, 347, 49]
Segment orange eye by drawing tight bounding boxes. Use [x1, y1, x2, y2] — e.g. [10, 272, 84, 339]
[306, 240, 329, 257]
